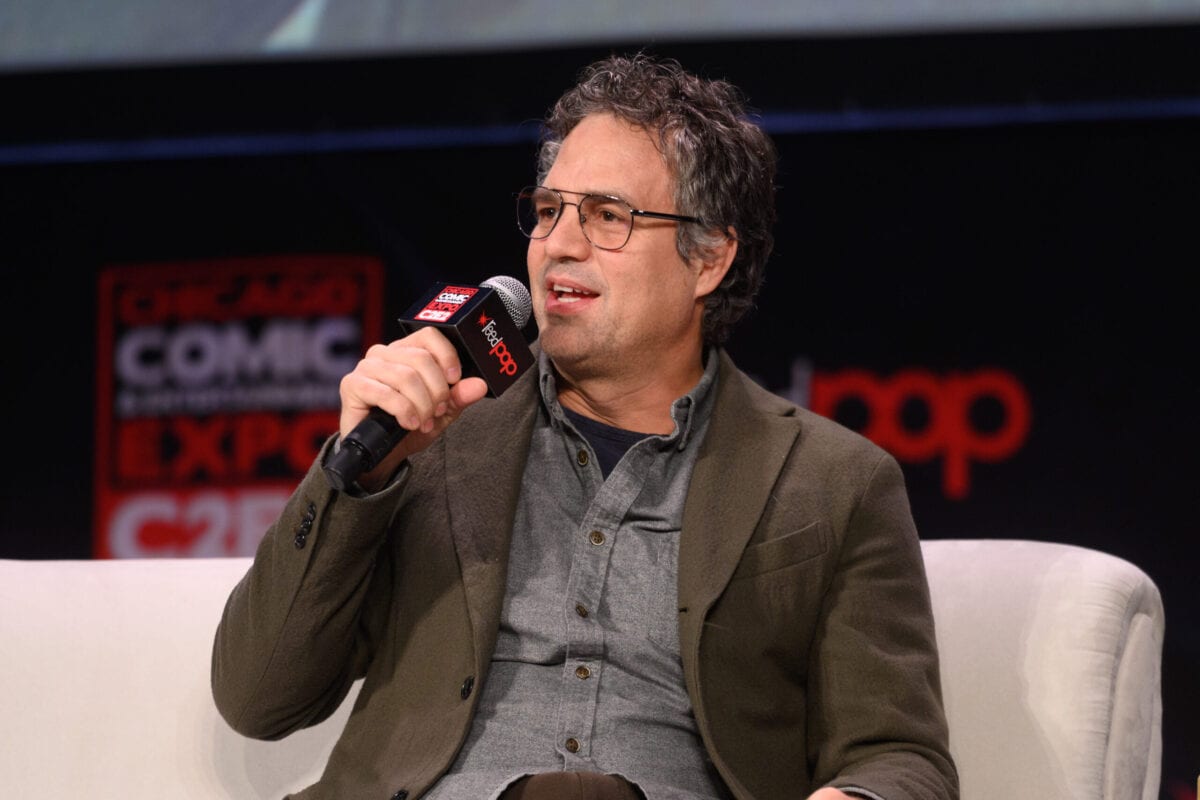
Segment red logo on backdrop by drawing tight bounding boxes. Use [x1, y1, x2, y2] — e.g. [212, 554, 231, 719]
[808, 368, 1031, 500]
[95, 255, 383, 558]
[414, 285, 478, 322]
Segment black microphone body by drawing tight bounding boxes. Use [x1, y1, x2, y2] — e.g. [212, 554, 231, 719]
[323, 277, 534, 491]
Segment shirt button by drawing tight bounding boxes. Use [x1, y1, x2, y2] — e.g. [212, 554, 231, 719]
[460, 675, 475, 700]
[575, 603, 589, 618]
[588, 531, 605, 546]
[576, 449, 589, 466]
[565, 737, 581, 753]
[391, 791, 408, 800]
[575, 665, 591, 680]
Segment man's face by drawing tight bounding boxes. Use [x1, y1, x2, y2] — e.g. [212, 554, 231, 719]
[527, 113, 726, 385]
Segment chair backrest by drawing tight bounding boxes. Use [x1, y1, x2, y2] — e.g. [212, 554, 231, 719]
[0, 556, 359, 799]
[0, 540, 1163, 799]
[922, 539, 1163, 800]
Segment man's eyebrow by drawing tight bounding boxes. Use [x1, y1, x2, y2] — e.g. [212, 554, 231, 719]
[551, 186, 633, 204]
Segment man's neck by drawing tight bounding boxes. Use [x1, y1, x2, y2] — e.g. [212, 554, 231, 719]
[553, 352, 707, 435]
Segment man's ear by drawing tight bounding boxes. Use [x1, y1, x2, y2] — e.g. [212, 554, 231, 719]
[693, 227, 739, 300]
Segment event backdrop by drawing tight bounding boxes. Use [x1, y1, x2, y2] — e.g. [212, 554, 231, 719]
[1, 25, 1196, 799]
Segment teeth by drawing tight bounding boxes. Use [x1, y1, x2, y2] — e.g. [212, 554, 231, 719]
[552, 283, 594, 301]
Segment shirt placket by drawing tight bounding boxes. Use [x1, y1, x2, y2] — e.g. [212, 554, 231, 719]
[557, 431, 658, 766]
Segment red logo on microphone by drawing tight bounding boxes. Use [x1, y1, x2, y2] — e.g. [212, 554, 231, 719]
[415, 285, 478, 322]
[479, 317, 518, 376]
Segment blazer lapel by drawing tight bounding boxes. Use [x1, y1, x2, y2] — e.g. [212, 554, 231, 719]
[679, 352, 803, 618]
[441, 368, 539, 669]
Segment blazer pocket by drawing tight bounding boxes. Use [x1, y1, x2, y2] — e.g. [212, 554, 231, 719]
[730, 520, 830, 580]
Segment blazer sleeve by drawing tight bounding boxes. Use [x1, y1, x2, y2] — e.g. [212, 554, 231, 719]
[806, 451, 959, 800]
[210, 436, 403, 740]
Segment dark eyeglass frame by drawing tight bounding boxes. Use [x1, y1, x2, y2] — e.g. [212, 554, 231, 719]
[516, 185, 705, 251]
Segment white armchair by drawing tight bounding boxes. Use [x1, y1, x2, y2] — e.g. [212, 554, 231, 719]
[0, 539, 1163, 799]
[923, 539, 1163, 800]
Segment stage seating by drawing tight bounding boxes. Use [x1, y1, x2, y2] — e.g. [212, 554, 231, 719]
[0, 539, 1162, 799]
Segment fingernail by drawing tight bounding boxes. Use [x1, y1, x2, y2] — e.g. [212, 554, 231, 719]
[405, 416, 420, 430]
[435, 402, 448, 417]
[446, 365, 462, 383]
[421, 418, 435, 433]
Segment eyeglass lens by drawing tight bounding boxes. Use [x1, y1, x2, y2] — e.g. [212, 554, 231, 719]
[517, 187, 633, 250]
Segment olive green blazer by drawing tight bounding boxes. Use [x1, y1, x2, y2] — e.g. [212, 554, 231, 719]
[212, 351, 957, 800]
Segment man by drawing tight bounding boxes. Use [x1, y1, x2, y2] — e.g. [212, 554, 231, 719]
[212, 54, 958, 800]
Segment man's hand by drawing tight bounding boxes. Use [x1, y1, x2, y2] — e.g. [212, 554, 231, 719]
[807, 789, 854, 800]
[338, 327, 488, 490]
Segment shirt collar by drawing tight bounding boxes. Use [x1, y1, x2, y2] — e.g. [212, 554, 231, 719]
[536, 346, 720, 450]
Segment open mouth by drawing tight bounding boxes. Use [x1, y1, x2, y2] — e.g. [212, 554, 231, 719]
[552, 283, 597, 304]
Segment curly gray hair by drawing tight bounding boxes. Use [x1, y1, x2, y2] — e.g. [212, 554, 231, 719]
[538, 53, 777, 345]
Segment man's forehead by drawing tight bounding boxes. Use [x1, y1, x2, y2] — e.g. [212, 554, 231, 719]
[545, 113, 674, 206]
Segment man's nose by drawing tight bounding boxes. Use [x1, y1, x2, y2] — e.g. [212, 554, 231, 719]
[543, 200, 591, 259]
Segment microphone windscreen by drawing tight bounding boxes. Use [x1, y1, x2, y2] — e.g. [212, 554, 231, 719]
[482, 275, 533, 328]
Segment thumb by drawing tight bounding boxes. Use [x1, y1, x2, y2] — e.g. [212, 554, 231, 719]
[421, 376, 487, 441]
[447, 377, 489, 416]
[384, 376, 490, 469]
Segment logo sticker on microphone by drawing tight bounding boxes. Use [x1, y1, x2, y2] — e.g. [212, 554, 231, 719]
[415, 286, 479, 322]
[479, 315, 518, 376]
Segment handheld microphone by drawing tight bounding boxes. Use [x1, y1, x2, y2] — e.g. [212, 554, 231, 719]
[323, 275, 534, 491]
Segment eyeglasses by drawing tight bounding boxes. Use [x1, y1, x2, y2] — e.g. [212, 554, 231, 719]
[515, 185, 704, 251]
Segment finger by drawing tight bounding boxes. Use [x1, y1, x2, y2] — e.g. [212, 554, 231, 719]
[339, 348, 447, 437]
[361, 365, 439, 428]
[373, 344, 453, 415]
[369, 329, 466, 419]
[402, 326, 465, 384]
[338, 372, 420, 438]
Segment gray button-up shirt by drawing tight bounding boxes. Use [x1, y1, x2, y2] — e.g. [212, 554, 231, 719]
[426, 350, 731, 800]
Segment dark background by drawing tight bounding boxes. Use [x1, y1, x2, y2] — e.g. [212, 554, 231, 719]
[1, 25, 1196, 798]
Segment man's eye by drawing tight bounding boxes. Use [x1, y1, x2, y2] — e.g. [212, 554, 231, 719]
[535, 205, 558, 220]
[588, 201, 629, 226]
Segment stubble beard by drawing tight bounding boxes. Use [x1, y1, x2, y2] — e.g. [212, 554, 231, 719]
[538, 316, 620, 386]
